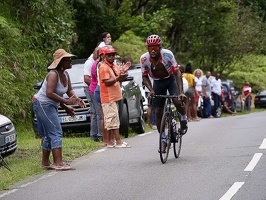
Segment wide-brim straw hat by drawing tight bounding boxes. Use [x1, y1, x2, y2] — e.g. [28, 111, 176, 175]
[48, 49, 76, 69]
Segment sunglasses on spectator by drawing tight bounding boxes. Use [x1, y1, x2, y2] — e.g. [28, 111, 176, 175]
[62, 57, 72, 61]
[106, 54, 115, 57]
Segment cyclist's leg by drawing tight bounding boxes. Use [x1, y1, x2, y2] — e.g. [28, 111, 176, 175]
[153, 79, 167, 131]
[167, 75, 188, 134]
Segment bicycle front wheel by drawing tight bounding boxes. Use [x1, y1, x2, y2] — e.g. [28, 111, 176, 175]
[173, 123, 182, 158]
[159, 111, 171, 164]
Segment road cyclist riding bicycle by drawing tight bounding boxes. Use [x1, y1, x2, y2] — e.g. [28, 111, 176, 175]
[140, 34, 188, 154]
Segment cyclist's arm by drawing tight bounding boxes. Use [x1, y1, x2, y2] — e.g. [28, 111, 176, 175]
[142, 75, 153, 93]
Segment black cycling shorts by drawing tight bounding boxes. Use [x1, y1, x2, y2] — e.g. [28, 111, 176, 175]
[152, 75, 179, 108]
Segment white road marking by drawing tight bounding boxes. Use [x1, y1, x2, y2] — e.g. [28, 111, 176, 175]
[0, 189, 18, 198]
[0, 172, 56, 199]
[95, 149, 106, 153]
[244, 153, 263, 171]
[219, 182, 245, 200]
[138, 132, 152, 137]
[259, 138, 266, 149]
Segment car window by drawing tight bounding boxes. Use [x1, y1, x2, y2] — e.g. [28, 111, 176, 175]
[258, 90, 266, 95]
[223, 86, 228, 94]
[66, 63, 84, 84]
[128, 69, 142, 86]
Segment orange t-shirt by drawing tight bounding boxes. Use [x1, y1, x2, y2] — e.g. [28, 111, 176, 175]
[99, 61, 122, 103]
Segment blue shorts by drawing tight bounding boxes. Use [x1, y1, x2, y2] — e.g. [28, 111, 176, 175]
[32, 100, 62, 151]
[152, 75, 179, 108]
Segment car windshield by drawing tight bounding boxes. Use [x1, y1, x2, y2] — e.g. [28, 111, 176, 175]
[127, 69, 142, 86]
[66, 63, 84, 84]
[223, 85, 228, 94]
[258, 90, 266, 95]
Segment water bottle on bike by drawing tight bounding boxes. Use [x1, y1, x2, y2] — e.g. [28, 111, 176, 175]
[171, 118, 177, 142]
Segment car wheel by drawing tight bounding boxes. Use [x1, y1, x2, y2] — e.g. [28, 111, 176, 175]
[119, 102, 129, 138]
[134, 104, 145, 134]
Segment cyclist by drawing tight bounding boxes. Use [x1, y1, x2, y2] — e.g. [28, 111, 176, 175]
[140, 34, 188, 137]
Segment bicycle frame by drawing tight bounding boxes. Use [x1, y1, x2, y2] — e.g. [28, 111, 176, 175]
[155, 95, 183, 163]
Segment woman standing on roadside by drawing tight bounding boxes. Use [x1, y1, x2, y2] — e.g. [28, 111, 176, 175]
[193, 68, 203, 121]
[32, 49, 86, 171]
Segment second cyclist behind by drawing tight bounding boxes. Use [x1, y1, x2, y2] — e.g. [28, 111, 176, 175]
[140, 34, 188, 135]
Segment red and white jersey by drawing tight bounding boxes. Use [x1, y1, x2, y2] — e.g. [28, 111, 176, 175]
[242, 85, 251, 97]
[140, 49, 179, 80]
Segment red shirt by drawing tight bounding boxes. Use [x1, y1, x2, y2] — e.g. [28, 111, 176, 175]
[242, 85, 251, 97]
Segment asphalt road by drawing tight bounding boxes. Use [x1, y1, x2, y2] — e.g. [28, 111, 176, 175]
[1, 111, 266, 200]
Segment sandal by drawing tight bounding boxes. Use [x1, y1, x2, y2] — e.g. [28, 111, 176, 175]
[115, 142, 131, 148]
[192, 118, 201, 121]
[40, 164, 54, 170]
[53, 165, 76, 171]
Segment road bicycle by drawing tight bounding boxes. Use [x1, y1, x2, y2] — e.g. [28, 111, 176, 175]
[155, 95, 186, 164]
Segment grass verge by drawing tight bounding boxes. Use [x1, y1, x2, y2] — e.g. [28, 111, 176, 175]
[0, 122, 101, 190]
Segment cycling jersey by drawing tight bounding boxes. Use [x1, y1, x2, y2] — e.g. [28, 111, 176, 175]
[140, 49, 179, 80]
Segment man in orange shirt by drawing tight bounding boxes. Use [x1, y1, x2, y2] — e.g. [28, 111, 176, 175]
[98, 46, 131, 148]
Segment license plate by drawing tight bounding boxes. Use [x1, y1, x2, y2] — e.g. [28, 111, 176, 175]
[59, 115, 86, 123]
[260, 97, 266, 101]
[5, 134, 16, 144]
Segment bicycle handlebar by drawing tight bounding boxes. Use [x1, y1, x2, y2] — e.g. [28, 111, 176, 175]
[154, 94, 180, 99]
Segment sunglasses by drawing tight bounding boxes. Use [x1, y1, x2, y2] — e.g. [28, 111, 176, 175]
[62, 57, 72, 61]
[148, 46, 160, 51]
[106, 54, 115, 57]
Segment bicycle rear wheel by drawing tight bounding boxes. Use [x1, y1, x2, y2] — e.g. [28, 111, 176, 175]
[159, 111, 171, 164]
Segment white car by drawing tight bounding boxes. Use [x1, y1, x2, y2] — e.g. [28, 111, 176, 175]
[127, 68, 149, 114]
[0, 114, 17, 159]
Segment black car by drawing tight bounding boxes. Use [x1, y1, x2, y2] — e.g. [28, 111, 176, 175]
[254, 89, 266, 108]
[31, 59, 145, 138]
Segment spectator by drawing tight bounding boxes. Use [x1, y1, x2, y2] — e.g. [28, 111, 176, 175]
[89, 47, 104, 142]
[211, 73, 222, 117]
[182, 63, 197, 121]
[179, 66, 189, 93]
[84, 47, 102, 141]
[83, 33, 113, 140]
[97, 32, 112, 47]
[221, 86, 236, 115]
[242, 81, 252, 111]
[201, 71, 214, 118]
[193, 68, 203, 121]
[98, 46, 131, 148]
[32, 49, 86, 170]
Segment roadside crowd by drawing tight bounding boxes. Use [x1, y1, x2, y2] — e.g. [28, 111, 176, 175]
[180, 64, 252, 122]
[32, 31, 252, 171]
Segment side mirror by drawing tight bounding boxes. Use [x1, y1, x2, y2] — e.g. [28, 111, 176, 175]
[124, 76, 134, 81]
[33, 82, 42, 90]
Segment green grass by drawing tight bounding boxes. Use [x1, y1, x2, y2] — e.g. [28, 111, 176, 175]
[0, 122, 101, 190]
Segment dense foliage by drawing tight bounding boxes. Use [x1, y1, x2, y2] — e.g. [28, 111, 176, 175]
[1, 0, 266, 123]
